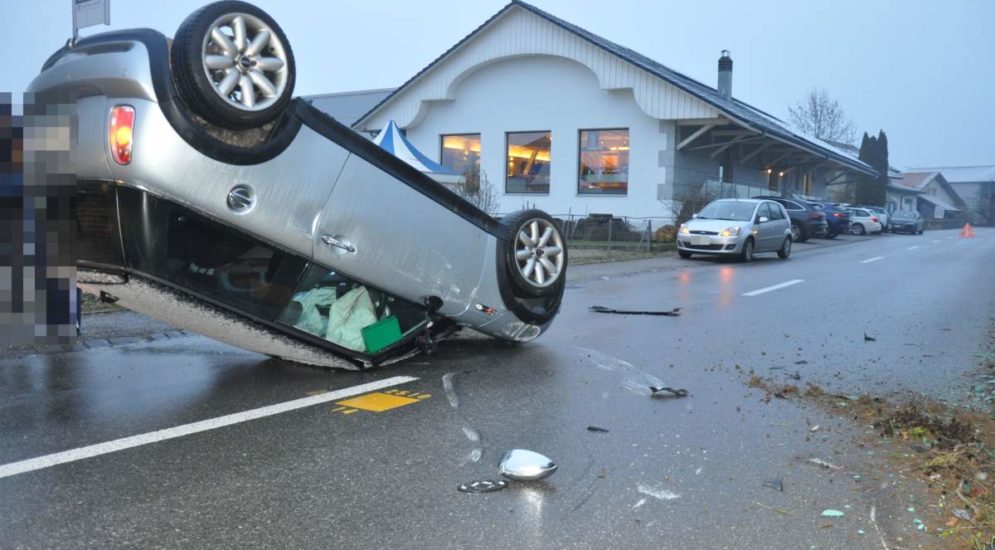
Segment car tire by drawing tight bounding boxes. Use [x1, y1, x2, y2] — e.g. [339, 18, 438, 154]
[825, 231, 837, 239]
[918, 228, 924, 235]
[171, 1, 296, 129]
[777, 237, 791, 259]
[502, 210, 567, 298]
[678, 250, 692, 259]
[852, 223, 865, 235]
[791, 222, 807, 243]
[740, 238, 754, 263]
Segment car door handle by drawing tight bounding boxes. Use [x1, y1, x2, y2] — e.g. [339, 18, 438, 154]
[321, 234, 356, 253]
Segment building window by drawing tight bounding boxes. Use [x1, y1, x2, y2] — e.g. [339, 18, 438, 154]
[578, 129, 629, 195]
[506, 131, 551, 194]
[441, 134, 481, 178]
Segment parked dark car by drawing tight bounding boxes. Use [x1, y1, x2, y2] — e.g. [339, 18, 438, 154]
[753, 196, 828, 243]
[890, 210, 925, 234]
[806, 201, 850, 238]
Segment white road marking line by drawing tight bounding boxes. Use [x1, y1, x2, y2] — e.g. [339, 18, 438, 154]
[906, 246, 919, 250]
[947, 236, 955, 239]
[861, 256, 885, 264]
[742, 279, 804, 297]
[0, 376, 417, 480]
[932, 240, 941, 243]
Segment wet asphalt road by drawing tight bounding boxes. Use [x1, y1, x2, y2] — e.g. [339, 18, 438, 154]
[1, 228, 993, 549]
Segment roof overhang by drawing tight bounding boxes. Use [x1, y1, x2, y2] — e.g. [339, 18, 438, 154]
[355, 0, 876, 178]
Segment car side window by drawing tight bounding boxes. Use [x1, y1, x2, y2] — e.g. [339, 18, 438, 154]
[767, 202, 783, 220]
[785, 200, 803, 211]
[756, 203, 771, 221]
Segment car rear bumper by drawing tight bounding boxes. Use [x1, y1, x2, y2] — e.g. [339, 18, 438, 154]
[806, 221, 829, 237]
[891, 224, 920, 233]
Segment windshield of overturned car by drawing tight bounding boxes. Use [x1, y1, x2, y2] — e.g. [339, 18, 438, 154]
[277, 265, 428, 354]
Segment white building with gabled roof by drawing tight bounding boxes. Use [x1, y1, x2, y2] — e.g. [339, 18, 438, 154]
[335, 1, 878, 221]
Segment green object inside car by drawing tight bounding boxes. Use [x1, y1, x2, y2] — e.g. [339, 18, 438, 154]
[361, 315, 403, 354]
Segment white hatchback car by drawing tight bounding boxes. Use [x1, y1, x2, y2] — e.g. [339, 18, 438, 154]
[847, 208, 883, 235]
[677, 199, 793, 262]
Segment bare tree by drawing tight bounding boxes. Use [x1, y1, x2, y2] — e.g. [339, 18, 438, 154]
[788, 89, 857, 145]
[668, 183, 716, 226]
[452, 168, 500, 215]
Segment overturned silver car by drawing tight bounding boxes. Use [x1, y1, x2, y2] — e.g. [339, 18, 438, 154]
[30, 1, 566, 369]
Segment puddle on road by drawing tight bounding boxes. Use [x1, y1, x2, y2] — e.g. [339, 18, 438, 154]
[442, 372, 460, 408]
[576, 346, 683, 399]
[636, 482, 681, 501]
[442, 372, 484, 464]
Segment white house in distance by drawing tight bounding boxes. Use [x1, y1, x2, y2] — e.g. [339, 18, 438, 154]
[910, 165, 995, 224]
[313, 1, 876, 221]
[888, 171, 967, 220]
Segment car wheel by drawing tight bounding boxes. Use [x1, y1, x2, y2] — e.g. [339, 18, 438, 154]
[678, 250, 692, 259]
[790, 223, 807, 243]
[851, 223, 865, 235]
[503, 210, 567, 298]
[777, 237, 791, 259]
[918, 228, 924, 234]
[171, 1, 296, 129]
[740, 238, 754, 262]
[825, 231, 837, 239]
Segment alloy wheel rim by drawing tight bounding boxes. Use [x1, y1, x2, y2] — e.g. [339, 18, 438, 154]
[201, 13, 289, 111]
[791, 225, 800, 240]
[514, 219, 565, 288]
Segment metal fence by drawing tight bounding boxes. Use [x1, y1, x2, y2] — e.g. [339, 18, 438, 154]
[497, 213, 678, 264]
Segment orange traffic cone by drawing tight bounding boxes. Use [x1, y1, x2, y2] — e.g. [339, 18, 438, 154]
[960, 223, 976, 238]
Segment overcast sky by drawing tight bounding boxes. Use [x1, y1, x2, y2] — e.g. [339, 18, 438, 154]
[3, 0, 992, 168]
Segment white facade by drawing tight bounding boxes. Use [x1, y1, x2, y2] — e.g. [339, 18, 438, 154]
[354, 2, 874, 221]
[398, 55, 667, 217]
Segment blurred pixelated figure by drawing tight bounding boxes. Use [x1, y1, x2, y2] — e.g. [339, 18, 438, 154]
[1, 92, 79, 345]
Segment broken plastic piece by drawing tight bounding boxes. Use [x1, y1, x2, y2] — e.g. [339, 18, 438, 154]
[952, 508, 972, 521]
[762, 479, 783, 492]
[586, 426, 610, 433]
[589, 305, 681, 316]
[864, 333, 877, 342]
[649, 386, 689, 398]
[499, 449, 558, 481]
[458, 480, 508, 493]
[821, 509, 845, 518]
[808, 457, 843, 470]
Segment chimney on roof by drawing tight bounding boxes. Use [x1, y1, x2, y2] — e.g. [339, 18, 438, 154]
[717, 50, 733, 99]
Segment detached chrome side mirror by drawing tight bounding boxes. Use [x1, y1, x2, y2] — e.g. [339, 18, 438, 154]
[499, 449, 558, 481]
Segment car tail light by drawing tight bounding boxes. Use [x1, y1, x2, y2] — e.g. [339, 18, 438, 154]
[833, 212, 843, 218]
[871, 216, 879, 223]
[109, 105, 135, 165]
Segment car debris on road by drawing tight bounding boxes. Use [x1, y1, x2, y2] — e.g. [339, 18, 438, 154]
[589, 305, 682, 316]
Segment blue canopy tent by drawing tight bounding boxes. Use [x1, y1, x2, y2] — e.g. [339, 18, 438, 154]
[372, 121, 460, 182]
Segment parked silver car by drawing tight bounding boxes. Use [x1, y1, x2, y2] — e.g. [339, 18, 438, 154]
[29, 1, 566, 369]
[677, 199, 793, 261]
